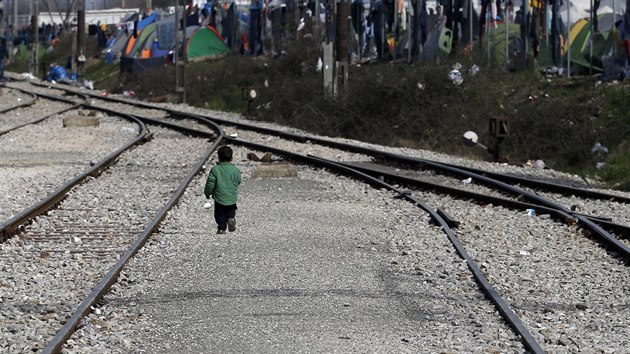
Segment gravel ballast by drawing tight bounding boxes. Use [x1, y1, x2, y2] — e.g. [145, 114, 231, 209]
[0, 109, 138, 222]
[2, 83, 630, 352]
[67, 160, 524, 353]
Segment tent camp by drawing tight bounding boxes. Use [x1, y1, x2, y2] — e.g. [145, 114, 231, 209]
[421, 16, 453, 61]
[479, 22, 523, 65]
[120, 22, 230, 73]
[101, 12, 138, 61]
[126, 22, 158, 58]
[566, 12, 620, 72]
[185, 26, 230, 61]
[121, 12, 167, 59]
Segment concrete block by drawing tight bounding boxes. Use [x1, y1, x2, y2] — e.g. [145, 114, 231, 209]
[63, 116, 100, 128]
[251, 162, 298, 179]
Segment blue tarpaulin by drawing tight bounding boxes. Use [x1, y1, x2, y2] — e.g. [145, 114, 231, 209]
[138, 13, 159, 30]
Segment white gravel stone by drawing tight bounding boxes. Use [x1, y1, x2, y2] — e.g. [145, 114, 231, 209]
[3, 80, 628, 353]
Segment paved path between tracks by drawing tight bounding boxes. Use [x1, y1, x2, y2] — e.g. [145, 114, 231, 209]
[107, 168, 517, 352]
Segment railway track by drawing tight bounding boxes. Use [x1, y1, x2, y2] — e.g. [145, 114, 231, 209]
[3, 81, 629, 352]
[0, 87, 36, 112]
[0, 99, 142, 239]
[0, 92, 77, 136]
[0, 85, 223, 352]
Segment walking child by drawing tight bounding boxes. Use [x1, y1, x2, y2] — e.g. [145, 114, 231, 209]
[204, 145, 242, 234]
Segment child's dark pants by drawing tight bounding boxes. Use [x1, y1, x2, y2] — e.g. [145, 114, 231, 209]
[214, 201, 237, 231]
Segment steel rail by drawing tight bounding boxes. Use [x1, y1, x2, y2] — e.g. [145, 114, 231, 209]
[306, 155, 546, 354]
[339, 161, 630, 237]
[25, 101, 547, 351]
[25, 82, 630, 352]
[9, 86, 81, 105]
[345, 161, 576, 221]
[23, 84, 630, 259]
[218, 136, 545, 354]
[42, 118, 226, 354]
[205, 118, 627, 203]
[9, 85, 210, 139]
[0, 86, 38, 113]
[29, 82, 628, 203]
[0, 105, 79, 136]
[0, 110, 149, 242]
[19, 93, 545, 353]
[0, 87, 82, 136]
[228, 126, 630, 260]
[225, 131, 630, 256]
[403, 157, 630, 261]
[70, 88, 630, 258]
[89, 104, 216, 139]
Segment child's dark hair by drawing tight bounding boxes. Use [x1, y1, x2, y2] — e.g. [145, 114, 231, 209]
[217, 145, 233, 162]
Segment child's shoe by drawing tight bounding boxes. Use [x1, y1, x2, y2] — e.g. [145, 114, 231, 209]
[227, 218, 236, 232]
[217, 229, 226, 234]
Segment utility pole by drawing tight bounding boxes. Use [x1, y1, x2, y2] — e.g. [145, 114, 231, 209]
[505, 0, 509, 67]
[394, 0, 399, 59]
[175, 0, 185, 103]
[322, 0, 334, 96]
[30, 0, 38, 78]
[335, 0, 349, 94]
[3, 0, 17, 63]
[566, 0, 570, 78]
[12, 0, 17, 36]
[589, 0, 593, 75]
[469, 0, 473, 54]
[315, 0, 320, 37]
[76, 0, 85, 80]
[175, 0, 181, 96]
[78, 1, 85, 52]
[524, 0, 529, 61]
[182, 0, 187, 104]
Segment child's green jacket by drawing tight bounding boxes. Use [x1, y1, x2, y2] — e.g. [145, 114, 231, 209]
[204, 162, 241, 205]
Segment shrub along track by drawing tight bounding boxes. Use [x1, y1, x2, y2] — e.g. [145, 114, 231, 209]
[14, 82, 630, 352]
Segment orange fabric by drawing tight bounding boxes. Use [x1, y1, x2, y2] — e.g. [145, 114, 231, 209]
[141, 49, 151, 58]
[125, 36, 136, 55]
[241, 31, 249, 51]
[531, 0, 545, 8]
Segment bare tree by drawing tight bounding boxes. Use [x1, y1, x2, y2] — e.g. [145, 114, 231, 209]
[40, 0, 80, 28]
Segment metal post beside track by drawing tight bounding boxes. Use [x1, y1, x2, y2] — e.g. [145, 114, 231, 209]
[30, 0, 38, 78]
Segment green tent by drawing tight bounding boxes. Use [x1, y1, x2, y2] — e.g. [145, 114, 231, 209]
[480, 22, 522, 65]
[567, 13, 617, 72]
[123, 23, 157, 58]
[185, 26, 230, 61]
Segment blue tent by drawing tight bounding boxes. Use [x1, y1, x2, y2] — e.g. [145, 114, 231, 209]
[138, 12, 159, 30]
